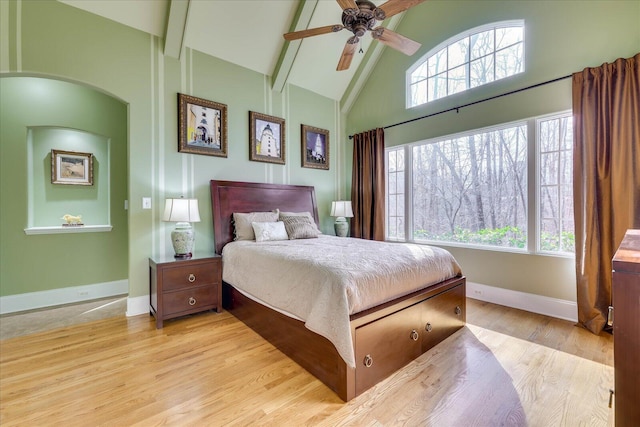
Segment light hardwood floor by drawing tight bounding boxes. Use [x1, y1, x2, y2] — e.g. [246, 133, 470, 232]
[0, 299, 614, 426]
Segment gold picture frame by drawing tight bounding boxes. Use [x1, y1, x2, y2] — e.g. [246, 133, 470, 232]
[178, 93, 228, 157]
[51, 149, 93, 185]
[301, 124, 329, 170]
[249, 111, 285, 165]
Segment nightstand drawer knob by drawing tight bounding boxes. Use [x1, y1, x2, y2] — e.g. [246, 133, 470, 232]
[188, 273, 196, 283]
[188, 297, 196, 306]
[455, 306, 462, 316]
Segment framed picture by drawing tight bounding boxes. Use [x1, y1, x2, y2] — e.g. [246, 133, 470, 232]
[301, 124, 329, 170]
[51, 149, 93, 185]
[178, 93, 227, 157]
[249, 111, 285, 165]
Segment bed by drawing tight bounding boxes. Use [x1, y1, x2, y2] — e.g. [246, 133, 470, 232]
[210, 180, 466, 401]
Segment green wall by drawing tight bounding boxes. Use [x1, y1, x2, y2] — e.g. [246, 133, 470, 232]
[347, 0, 640, 301]
[0, 0, 346, 304]
[0, 77, 128, 296]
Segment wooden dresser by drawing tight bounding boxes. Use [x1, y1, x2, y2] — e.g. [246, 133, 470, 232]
[149, 253, 222, 328]
[612, 229, 640, 426]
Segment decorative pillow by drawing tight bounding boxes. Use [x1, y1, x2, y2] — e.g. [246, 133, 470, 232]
[282, 215, 320, 240]
[279, 211, 321, 233]
[252, 221, 289, 242]
[233, 210, 279, 241]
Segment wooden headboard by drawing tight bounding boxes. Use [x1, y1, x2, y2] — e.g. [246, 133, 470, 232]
[210, 180, 319, 254]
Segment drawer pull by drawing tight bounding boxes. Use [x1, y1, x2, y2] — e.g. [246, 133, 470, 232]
[410, 329, 419, 341]
[455, 306, 462, 316]
[425, 322, 433, 332]
[363, 354, 373, 368]
[188, 297, 197, 306]
[188, 273, 196, 283]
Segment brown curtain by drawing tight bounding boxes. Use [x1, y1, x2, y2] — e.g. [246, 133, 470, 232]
[351, 128, 385, 240]
[572, 53, 640, 334]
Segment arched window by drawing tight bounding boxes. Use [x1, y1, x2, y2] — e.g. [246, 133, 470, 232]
[407, 20, 525, 108]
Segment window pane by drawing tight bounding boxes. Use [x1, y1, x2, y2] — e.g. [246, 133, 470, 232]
[388, 151, 397, 172]
[428, 48, 447, 76]
[496, 43, 524, 80]
[496, 26, 523, 49]
[448, 38, 469, 68]
[388, 171, 397, 193]
[540, 152, 557, 185]
[410, 80, 427, 107]
[411, 62, 428, 83]
[388, 194, 397, 216]
[470, 30, 494, 60]
[412, 124, 527, 249]
[448, 65, 467, 95]
[396, 149, 405, 171]
[428, 74, 447, 101]
[470, 56, 495, 88]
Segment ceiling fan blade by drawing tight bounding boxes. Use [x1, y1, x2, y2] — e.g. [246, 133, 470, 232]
[372, 27, 421, 55]
[337, 36, 359, 71]
[284, 25, 344, 41]
[375, 0, 427, 19]
[336, 0, 358, 12]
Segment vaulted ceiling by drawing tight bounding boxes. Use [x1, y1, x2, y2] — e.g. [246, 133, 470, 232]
[58, 0, 421, 112]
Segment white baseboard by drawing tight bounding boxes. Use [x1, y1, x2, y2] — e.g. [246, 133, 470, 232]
[466, 281, 578, 322]
[126, 295, 149, 317]
[0, 280, 128, 315]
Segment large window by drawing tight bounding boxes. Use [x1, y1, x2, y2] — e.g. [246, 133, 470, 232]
[386, 112, 574, 255]
[407, 21, 525, 108]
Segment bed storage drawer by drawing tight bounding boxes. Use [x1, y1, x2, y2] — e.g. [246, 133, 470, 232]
[354, 302, 422, 394]
[421, 284, 466, 352]
[354, 282, 465, 396]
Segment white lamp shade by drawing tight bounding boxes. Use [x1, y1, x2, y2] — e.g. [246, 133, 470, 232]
[162, 198, 201, 223]
[330, 201, 353, 218]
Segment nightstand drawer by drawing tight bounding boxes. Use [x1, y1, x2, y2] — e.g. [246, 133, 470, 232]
[162, 263, 218, 291]
[163, 286, 217, 316]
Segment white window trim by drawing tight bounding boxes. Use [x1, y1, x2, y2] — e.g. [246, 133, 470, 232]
[406, 19, 525, 109]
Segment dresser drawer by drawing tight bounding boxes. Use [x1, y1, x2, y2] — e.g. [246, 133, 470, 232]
[162, 263, 218, 291]
[163, 286, 217, 316]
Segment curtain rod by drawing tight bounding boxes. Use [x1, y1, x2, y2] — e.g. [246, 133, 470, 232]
[348, 74, 572, 139]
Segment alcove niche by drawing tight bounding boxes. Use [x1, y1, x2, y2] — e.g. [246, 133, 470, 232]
[25, 126, 111, 234]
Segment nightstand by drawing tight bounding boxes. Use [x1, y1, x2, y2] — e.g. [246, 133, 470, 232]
[149, 253, 222, 328]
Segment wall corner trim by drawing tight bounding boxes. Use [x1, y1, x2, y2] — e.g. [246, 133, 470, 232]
[126, 295, 149, 317]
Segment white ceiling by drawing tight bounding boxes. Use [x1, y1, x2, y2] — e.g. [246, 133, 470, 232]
[58, 0, 409, 105]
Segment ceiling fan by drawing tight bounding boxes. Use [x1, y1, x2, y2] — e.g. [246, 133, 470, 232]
[284, 0, 426, 71]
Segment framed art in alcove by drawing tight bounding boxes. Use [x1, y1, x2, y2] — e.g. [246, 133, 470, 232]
[51, 149, 93, 185]
[178, 93, 228, 157]
[301, 124, 329, 170]
[249, 111, 285, 165]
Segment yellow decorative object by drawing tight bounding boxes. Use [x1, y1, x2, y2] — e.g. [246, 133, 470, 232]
[61, 214, 83, 225]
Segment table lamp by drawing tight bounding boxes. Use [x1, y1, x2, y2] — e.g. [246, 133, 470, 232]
[163, 197, 201, 258]
[331, 200, 353, 237]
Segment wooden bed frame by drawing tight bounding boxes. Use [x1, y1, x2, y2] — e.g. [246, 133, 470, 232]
[210, 180, 466, 401]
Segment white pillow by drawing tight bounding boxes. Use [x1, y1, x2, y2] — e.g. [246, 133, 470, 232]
[233, 210, 279, 240]
[252, 221, 289, 242]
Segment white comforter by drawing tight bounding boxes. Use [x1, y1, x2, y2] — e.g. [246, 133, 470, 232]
[222, 235, 462, 368]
